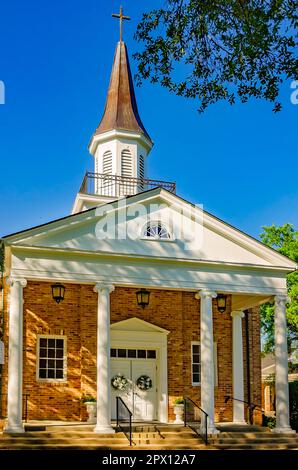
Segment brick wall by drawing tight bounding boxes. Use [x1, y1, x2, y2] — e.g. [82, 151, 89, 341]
[1, 281, 262, 424]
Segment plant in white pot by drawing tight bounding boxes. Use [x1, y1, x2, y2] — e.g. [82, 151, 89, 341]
[173, 398, 185, 424]
[82, 395, 97, 424]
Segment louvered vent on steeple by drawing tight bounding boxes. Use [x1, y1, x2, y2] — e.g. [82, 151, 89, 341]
[121, 149, 132, 177]
[103, 150, 113, 174]
[139, 155, 145, 179]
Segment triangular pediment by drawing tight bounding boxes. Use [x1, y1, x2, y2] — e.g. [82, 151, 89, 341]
[110, 317, 170, 335]
[3, 188, 297, 271]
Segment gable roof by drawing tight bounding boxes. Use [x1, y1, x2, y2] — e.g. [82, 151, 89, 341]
[2, 187, 297, 271]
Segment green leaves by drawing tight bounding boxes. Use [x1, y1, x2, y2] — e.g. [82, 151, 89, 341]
[260, 224, 298, 353]
[134, 0, 298, 112]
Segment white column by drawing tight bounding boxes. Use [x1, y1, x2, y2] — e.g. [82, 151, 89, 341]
[231, 310, 246, 423]
[272, 295, 295, 433]
[4, 277, 27, 433]
[199, 289, 219, 434]
[93, 283, 115, 433]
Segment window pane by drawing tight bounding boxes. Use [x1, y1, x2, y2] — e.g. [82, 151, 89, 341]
[192, 345, 199, 354]
[40, 348, 47, 358]
[56, 360, 63, 369]
[110, 349, 116, 357]
[128, 350, 136, 358]
[48, 359, 55, 369]
[40, 338, 47, 348]
[192, 364, 200, 373]
[39, 359, 46, 368]
[39, 369, 47, 379]
[48, 369, 55, 378]
[118, 349, 126, 358]
[137, 350, 146, 358]
[56, 349, 63, 358]
[193, 373, 200, 383]
[48, 349, 55, 358]
[48, 339, 55, 348]
[192, 354, 200, 364]
[147, 350, 156, 359]
[56, 339, 64, 349]
[56, 369, 64, 379]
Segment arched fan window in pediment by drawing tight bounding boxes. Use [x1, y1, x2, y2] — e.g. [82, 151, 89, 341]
[143, 221, 171, 240]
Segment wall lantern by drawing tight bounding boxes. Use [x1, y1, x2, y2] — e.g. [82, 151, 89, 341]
[136, 288, 150, 309]
[51, 283, 66, 304]
[217, 293, 227, 313]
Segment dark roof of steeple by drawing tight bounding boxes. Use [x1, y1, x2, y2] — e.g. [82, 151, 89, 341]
[93, 41, 151, 142]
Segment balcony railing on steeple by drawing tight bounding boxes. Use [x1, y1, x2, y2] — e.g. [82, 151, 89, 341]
[79, 172, 176, 198]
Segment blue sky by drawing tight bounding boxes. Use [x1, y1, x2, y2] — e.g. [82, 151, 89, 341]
[0, 0, 297, 239]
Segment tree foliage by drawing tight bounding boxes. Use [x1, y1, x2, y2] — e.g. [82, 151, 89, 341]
[260, 224, 298, 353]
[134, 0, 298, 112]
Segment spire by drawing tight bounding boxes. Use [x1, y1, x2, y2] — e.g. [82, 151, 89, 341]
[92, 40, 152, 142]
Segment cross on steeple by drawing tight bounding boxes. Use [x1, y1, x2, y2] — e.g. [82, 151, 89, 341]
[112, 6, 130, 42]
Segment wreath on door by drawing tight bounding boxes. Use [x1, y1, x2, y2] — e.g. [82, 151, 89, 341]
[136, 374, 152, 391]
[111, 374, 129, 391]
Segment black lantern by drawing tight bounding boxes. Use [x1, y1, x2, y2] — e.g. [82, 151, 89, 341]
[51, 283, 65, 304]
[217, 293, 227, 313]
[136, 288, 150, 309]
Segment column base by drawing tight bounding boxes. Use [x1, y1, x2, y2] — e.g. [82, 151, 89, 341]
[201, 425, 220, 435]
[94, 424, 115, 434]
[271, 426, 296, 434]
[3, 424, 25, 434]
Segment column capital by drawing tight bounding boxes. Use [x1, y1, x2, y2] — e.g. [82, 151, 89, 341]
[93, 283, 115, 295]
[6, 277, 27, 288]
[231, 310, 245, 319]
[197, 289, 217, 300]
[275, 294, 290, 306]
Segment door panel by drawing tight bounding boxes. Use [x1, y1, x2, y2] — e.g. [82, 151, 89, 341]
[132, 360, 156, 421]
[111, 359, 132, 420]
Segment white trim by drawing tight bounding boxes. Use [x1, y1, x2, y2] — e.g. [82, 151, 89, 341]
[191, 341, 218, 387]
[36, 334, 67, 383]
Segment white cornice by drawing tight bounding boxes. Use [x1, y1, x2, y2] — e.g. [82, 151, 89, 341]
[8, 244, 295, 273]
[89, 129, 153, 155]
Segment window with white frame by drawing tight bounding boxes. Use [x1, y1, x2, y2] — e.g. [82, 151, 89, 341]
[143, 221, 171, 240]
[37, 335, 67, 381]
[191, 341, 218, 386]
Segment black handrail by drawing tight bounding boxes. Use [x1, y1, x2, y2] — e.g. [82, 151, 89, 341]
[116, 396, 133, 446]
[0, 393, 30, 422]
[184, 397, 209, 445]
[224, 395, 266, 422]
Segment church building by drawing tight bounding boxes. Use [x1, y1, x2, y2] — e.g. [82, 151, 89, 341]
[0, 11, 296, 437]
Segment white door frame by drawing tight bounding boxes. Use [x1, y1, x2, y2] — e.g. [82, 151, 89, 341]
[110, 317, 169, 423]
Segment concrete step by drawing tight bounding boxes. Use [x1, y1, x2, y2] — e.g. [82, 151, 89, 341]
[213, 438, 298, 445]
[213, 443, 298, 450]
[214, 432, 297, 438]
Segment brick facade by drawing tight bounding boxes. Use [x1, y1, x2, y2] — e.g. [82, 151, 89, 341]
[1, 281, 262, 424]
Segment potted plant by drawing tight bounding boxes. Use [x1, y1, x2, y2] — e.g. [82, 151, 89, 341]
[173, 397, 185, 424]
[81, 395, 97, 423]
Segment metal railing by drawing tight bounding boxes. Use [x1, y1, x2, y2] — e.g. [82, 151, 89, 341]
[0, 393, 30, 422]
[79, 172, 176, 197]
[116, 396, 133, 446]
[184, 397, 209, 445]
[224, 395, 266, 424]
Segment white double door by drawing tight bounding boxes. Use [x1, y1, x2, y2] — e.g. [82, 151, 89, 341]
[111, 358, 157, 421]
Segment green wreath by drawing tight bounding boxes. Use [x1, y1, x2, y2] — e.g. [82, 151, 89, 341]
[136, 374, 152, 391]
